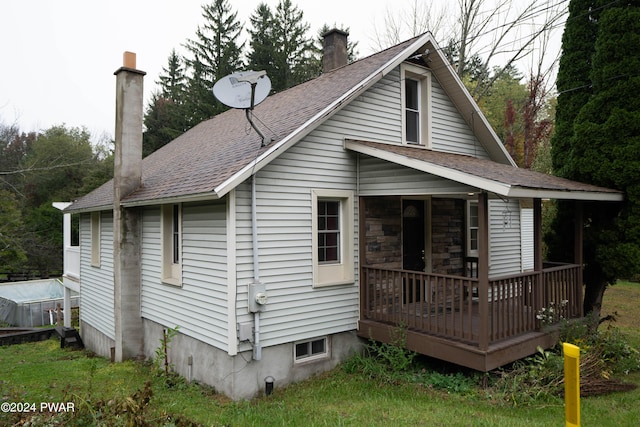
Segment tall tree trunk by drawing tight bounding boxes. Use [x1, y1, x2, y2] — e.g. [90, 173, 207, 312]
[582, 271, 608, 320]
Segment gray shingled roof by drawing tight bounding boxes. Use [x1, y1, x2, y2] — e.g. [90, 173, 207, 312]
[68, 32, 622, 212]
[345, 140, 623, 201]
[69, 36, 422, 212]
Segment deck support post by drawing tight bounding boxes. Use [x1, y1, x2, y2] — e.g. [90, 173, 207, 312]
[574, 201, 584, 317]
[478, 192, 489, 351]
[533, 198, 544, 319]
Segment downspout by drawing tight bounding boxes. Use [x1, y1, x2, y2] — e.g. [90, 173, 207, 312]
[251, 174, 262, 360]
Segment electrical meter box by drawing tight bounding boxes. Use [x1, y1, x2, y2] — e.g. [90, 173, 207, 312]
[249, 282, 267, 313]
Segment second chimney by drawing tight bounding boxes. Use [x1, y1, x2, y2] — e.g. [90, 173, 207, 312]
[322, 29, 348, 73]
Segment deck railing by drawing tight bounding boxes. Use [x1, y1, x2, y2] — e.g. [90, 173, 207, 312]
[64, 246, 80, 280]
[361, 263, 582, 347]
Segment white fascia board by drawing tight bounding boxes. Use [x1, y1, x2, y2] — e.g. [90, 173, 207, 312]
[346, 140, 512, 196]
[425, 37, 515, 166]
[64, 204, 112, 214]
[120, 192, 220, 208]
[506, 187, 624, 202]
[379, 33, 434, 77]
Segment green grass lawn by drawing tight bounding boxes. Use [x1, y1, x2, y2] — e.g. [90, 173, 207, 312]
[1, 281, 639, 426]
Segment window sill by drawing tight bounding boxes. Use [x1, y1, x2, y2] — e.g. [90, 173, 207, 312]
[313, 279, 355, 288]
[161, 277, 182, 287]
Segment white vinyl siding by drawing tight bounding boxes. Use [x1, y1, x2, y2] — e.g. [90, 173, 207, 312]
[356, 154, 478, 196]
[520, 207, 534, 272]
[234, 64, 497, 348]
[141, 202, 228, 350]
[234, 124, 359, 349]
[80, 211, 115, 339]
[335, 68, 489, 159]
[489, 199, 522, 277]
[431, 82, 489, 158]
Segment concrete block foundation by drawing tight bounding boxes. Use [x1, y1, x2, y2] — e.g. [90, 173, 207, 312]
[143, 319, 363, 400]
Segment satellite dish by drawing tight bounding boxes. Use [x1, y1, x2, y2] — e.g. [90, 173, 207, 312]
[212, 70, 271, 110]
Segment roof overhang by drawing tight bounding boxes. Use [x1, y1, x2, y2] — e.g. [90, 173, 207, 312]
[345, 140, 624, 202]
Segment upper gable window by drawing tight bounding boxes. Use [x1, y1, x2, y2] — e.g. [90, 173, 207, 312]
[401, 64, 431, 147]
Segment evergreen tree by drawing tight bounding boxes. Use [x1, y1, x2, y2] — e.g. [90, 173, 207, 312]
[270, 0, 315, 91]
[246, 3, 276, 79]
[183, 0, 244, 124]
[549, 0, 640, 317]
[551, 0, 599, 176]
[143, 49, 189, 156]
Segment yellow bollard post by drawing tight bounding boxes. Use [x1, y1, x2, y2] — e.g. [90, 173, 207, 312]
[563, 342, 580, 427]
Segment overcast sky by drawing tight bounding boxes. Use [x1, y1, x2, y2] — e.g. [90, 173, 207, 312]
[1, 0, 562, 143]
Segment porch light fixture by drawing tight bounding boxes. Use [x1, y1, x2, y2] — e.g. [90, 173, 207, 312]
[403, 205, 420, 218]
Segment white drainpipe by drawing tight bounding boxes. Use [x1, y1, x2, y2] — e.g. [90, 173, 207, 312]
[251, 174, 262, 360]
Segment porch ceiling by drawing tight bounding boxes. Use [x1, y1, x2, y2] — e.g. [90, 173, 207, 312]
[345, 140, 623, 201]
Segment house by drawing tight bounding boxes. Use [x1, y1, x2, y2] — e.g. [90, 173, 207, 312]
[66, 30, 622, 399]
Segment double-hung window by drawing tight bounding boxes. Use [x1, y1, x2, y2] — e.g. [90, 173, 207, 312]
[162, 204, 182, 286]
[312, 190, 354, 287]
[401, 63, 431, 147]
[318, 200, 340, 263]
[467, 201, 479, 257]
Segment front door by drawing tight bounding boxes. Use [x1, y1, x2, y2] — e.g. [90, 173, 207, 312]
[402, 199, 426, 272]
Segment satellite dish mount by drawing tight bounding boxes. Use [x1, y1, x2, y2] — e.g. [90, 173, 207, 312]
[213, 70, 272, 146]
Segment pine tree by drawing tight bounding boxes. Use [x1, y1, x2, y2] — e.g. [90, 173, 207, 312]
[551, 0, 599, 177]
[270, 0, 315, 91]
[183, 0, 244, 124]
[549, 0, 640, 317]
[143, 49, 188, 156]
[246, 3, 276, 78]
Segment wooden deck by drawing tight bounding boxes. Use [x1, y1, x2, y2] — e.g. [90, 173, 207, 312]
[358, 264, 581, 371]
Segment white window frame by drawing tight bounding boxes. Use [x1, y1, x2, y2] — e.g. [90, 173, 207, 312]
[466, 200, 479, 257]
[294, 337, 330, 364]
[401, 63, 432, 147]
[161, 204, 182, 286]
[311, 189, 354, 287]
[90, 212, 101, 267]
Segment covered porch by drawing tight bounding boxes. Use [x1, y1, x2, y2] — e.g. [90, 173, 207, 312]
[357, 193, 584, 371]
[348, 140, 623, 371]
